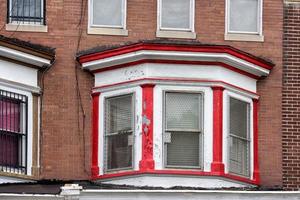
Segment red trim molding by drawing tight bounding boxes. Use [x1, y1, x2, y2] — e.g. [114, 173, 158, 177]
[139, 84, 155, 171]
[211, 86, 225, 175]
[252, 99, 260, 184]
[78, 43, 274, 71]
[91, 92, 100, 178]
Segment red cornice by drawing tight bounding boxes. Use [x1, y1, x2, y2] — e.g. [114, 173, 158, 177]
[78, 43, 274, 71]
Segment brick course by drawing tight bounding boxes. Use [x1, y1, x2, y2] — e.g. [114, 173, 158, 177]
[283, 0, 300, 190]
[0, 0, 282, 187]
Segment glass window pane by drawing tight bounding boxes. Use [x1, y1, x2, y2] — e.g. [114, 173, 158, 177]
[230, 98, 249, 138]
[161, 0, 191, 29]
[105, 94, 133, 171]
[93, 0, 123, 27]
[106, 134, 132, 170]
[11, 0, 42, 21]
[229, 0, 259, 33]
[229, 137, 249, 176]
[106, 95, 132, 134]
[166, 132, 199, 167]
[166, 93, 201, 130]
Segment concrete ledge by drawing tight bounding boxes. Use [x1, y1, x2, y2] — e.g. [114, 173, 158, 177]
[156, 30, 196, 39]
[224, 33, 264, 42]
[6, 24, 48, 33]
[88, 27, 128, 36]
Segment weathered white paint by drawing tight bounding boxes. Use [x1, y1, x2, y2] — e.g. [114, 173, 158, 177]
[0, 194, 61, 200]
[0, 84, 34, 176]
[83, 50, 270, 76]
[0, 46, 51, 68]
[94, 63, 257, 92]
[80, 190, 300, 200]
[0, 176, 34, 184]
[153, 85, 213, 172]
[100, 174, 251, 188]
[223, 91, 254, 178]
[98, 86, 143, 175]
[0, 59, 38, 87]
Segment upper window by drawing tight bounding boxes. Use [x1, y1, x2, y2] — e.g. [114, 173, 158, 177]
[164, 92, 202, 168]
[227, 0, 262, 34]
[229, 97, 250, 177]
[90, 0, 126, 29]
[104, 94, 134, 172]
[158, 0, 194, 31]
[0, 89, 27, 174]
[8, 0, 45, 25]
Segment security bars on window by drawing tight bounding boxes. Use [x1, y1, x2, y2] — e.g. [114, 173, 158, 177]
[7, 0, 46, 25]
[0, 89, 28, 174]
[104, 94, 134, 172]
[229, 97, 250, 177]
[164, 92, 203, 169]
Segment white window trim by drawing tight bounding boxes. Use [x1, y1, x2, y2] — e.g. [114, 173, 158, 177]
[0, 84, 34, 176]
[156, 0, 196, 39]
[154, 85, 213, 172]
[223, 90, 254, 179]
[88, 0, 128, 36]
[98, 87, 142, 175]
[225, 0, 264, 42]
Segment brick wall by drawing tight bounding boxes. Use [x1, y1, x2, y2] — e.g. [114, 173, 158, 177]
[0, 0, 283, 187]
[283, 0, 300, 190]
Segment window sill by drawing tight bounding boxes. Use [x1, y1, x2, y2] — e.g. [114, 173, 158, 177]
[156, 30, 196, 39]
[88, 27, 128, 36]
[0, 171, 34, 180]
[6, 24, 48, 33]
[224, 33, 264, 42]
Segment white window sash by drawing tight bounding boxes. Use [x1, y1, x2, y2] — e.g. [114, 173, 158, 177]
[226, 0, 263, 35]
[89, 0, 126, 29]
[158, 0, 195, 32]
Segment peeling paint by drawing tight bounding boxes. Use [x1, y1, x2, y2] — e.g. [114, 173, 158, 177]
[142, 115, 151, 126]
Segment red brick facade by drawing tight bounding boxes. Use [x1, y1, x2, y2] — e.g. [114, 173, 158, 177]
[283, 0, 300, 190]
[0, 0, 283, 188]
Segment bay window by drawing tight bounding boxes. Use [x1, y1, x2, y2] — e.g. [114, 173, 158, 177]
[164, 92, 202, 168]
[104, 94, 134, 172]
[229, 97, 250, 177]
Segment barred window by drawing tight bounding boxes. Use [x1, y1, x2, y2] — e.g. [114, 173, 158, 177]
[8, 0, 45, 25]
[104, 94, 134, 171]
[164, 92, 202, 168]
[0, 89, 27, 174]
[229, 98, 250, 177]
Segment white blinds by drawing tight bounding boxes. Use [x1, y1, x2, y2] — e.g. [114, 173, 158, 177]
[92, 0, 124, 27]
[229, 0, 259, 33]
[229, 98, 250, 177]
[165, 92, 202, 168]
[161, 0, 191, 30]
[105, 94, 133, 171]
[166, 93, 201, 131]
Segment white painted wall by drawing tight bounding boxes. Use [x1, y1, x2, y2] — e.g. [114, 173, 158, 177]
[94, 63, 257, 92]
[0, 59, 38, 87]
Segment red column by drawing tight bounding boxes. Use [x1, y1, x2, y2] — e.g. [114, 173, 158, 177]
[252, 99, 260, 184]
[139, 84, 155, 171]
[91, 92, 100, 178]
[211, 86, 225, 175]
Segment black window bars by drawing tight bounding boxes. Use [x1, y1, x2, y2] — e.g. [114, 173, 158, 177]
[0, 89, 28, 175]
[7, 0, 46, 25]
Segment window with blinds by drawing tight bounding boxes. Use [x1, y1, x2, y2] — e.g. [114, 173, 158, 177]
[104, 94, 134, 171]
[160, 0, 193, 31]
[228, 0, 260, 33]
[91, 0, 125, 28]
[229, 98, 250, 177]
[164, 92, 202, 168]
